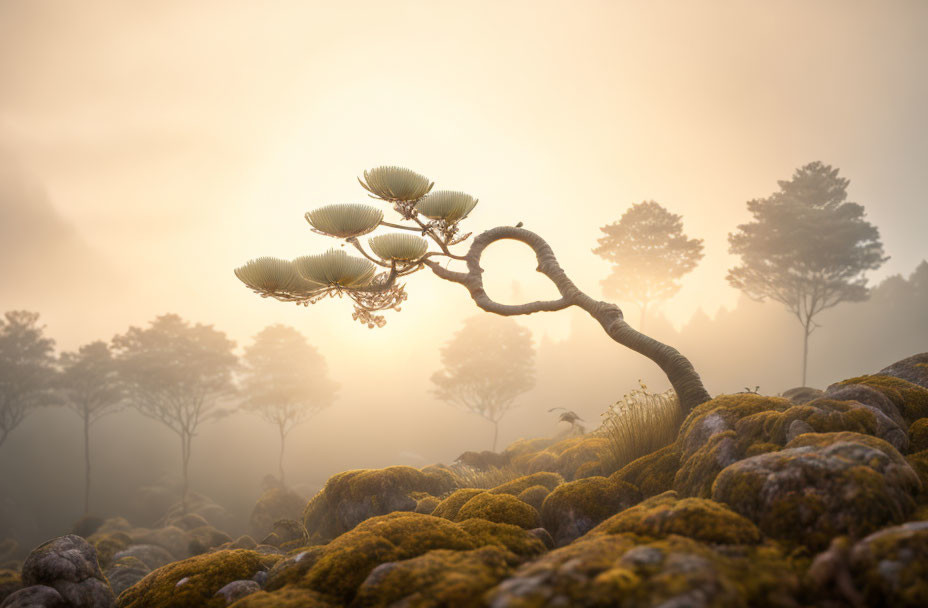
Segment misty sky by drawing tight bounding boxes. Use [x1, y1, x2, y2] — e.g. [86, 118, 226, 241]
[2, 0, 927, 354]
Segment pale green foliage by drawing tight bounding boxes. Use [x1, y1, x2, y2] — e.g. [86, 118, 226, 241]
[598, 382, 682, 474]
[369, 233, 429, 261]
[416, 190, 479, 222]
[304, 203, 384, 238]
[359, 165, 434, 202]
[234, 257, 324, 294]
[293, 249, 377, 288]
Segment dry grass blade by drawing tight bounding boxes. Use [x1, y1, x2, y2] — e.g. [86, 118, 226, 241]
[293, 249, 377, 289]
[369, 233, 429, 261]
[359, 166, 434, 202]
[416, 190, 478, 222]
[597, 382, 683, 475]
[450, 464, 525, 490]
[234, 257, 325, 294]
[305, 203, 384, 238]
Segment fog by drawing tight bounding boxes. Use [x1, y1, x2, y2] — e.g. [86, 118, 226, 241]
[1, 1, 927, 550]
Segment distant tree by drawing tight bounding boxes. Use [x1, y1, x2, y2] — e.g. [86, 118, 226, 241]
[0, 311, 58, 448]
[240, 324, 338, 483]
[59, 341, 125, 514]
[112, 314, 237, 511]
[432, 315, 535, 451]
[727, 161, 887, 386]
[593, 201, 704, 330]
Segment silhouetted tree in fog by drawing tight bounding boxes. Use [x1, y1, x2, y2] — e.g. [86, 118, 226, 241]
[58, 341, 125, 514]
[0, 311, 58, 448]
[431, 315, 535, 451]
[593, 201, 704, 330]
[112, 314, 237, 511]
[727, 161, 887, 386]
[240, 324, 338, 483]
[235, 166, 711, 418]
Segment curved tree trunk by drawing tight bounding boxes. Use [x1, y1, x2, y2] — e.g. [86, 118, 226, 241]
[424, 226, 711, 415]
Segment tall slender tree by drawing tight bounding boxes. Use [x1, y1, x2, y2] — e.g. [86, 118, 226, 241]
[0, 311, 58, 448]
[59, 341, 125, 514]
[727, 161, 887, 386]
[432, 315, 536, 451]
[593, 201, 704, 330]
[113, 314, 237, 511]
[240, 324, 338, 483]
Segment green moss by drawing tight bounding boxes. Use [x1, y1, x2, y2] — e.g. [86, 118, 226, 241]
[906, 449, 928, 494]
[414, 495, 441, 514]
[555, 437, 609, 479]
[90, 531, 132, 569]
[840, 375, 928, 423]
[0, 568, 23, 604]
[455, 493, 542, 529]
[516, 485, 550, 511]
[589, 491, 762, 545]
[910, 418, 928, 453]
[249, 487, 306, 540]
[116, 549, 266, 608]
[489, 472, 564, 496]
[352, 546, 513, 607]
[419, 464, 460, 495]
[456, 518, 547, 560]
[188, 525, 233, 555]
[227, 587, 335, 607]
[673, 430, 739, 498]
[541, 476, 642, 545]
[611, 443, 681, 498]
[431, 488, 485, 521]
[503, 436, 557, 457]
[847, 521, 928, 607]
[678, 393, 791, 448]
[745, 442, 780, 456]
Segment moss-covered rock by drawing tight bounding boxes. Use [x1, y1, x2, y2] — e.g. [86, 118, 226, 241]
[455, 493, 542, 529]
[104, 556, 151, 599]
[455, 519, 547, 560]
[540, 476, 642, 546]
[554, 436, 609, 480]
[487, 532, 799, 607]
[846, 520, 928, 607]
[414, 495, 441, 515]
[611, 443, 681, 498]
[833, 374, 928, 424]
[910, 418, 928, 453]
[89, 532, 132, 569]
[516, 485, 550, 511]
[354, 546, 514, 607]
[431, 489, 485, 521]
[227, 587, 335, 607]
[488, 472, 563, 496]
[21, 534, 115, 608]
[879, 352, 928, 389]
[302, 466, 452, 543]
[249, 487, 306, 541]
[115, 549, 268, 608]
[187, 525, 233, 555]
[712, 432, 922, 552]
[589, 491, 762, 545]
[164, 513, 210, 532]
[258, 520, 307, 549]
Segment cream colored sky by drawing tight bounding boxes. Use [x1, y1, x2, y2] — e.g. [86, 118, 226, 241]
[2, 0, 927, 357]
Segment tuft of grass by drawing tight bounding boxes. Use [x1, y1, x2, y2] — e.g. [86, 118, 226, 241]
[450, 465, 525, 490]
[597, 381, 683, 475]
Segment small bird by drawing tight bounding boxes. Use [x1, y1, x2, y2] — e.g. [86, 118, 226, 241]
[515, 221, 523, 228]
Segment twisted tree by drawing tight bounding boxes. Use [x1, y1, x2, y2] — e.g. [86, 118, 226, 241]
[235, 167, 710, 415]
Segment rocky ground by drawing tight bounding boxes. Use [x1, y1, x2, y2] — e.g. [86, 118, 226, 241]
[2, 353, 928, 607]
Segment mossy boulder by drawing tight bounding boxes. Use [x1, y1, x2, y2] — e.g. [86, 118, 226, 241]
[909, 418, 928, 453]
[832, 374, 928, 424]
[540, 476, 642, 546]
[111, 545, 174, 571]
[611, 443, 681, 498]
[164, 513, 210, 532]
[455, 493, 542, 529]
[104, 556, 151, 598]
[455, 519, 547, 560]
[249, 487, 306, 540]
[553, 436, 609, 480]
[88, 532, 132, 569]
[302, 466, 454, 543]
[353, 546, 514, 607]
[258, 520, 307, 549]
[226, 587, 335, 607]
[878, 352, 928, 389]
[21, 534, 115, 608]
[431, 489, 485, 521]
[712, 432, 922, 552]
[847, 520, 928, 607]
[187, 526, 233, 555]
[116, 549, 268, 608]
[673, 392, 908, 498]
[589, 491, 762, 545]
[488, 472, 563, 496]
[487, 532, 799, 607]
[414, 495, 441, 515]
[516, 485, 550, 511]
